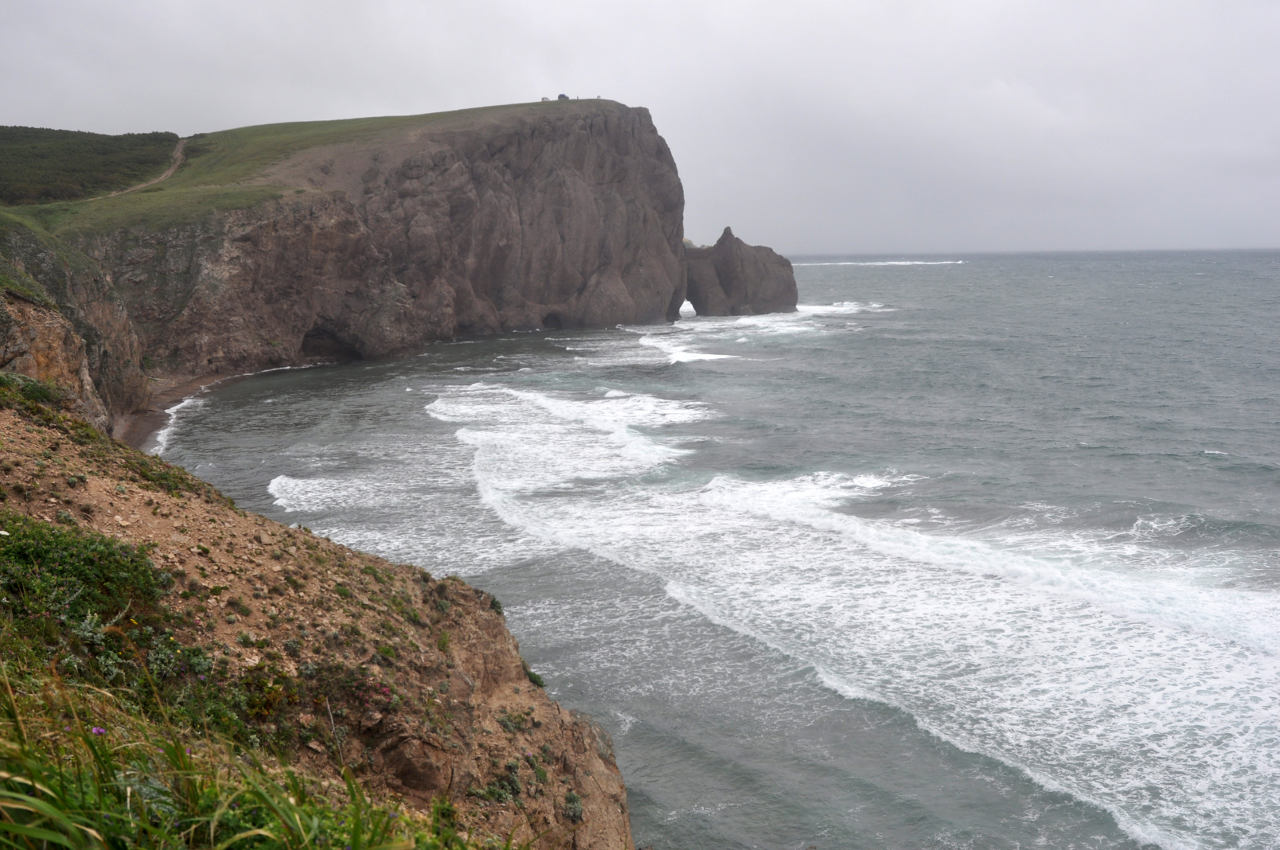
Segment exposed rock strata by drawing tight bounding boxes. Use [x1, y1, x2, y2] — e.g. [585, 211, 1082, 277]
[0, 103, 801, 847]
[80, 102, 686, 407]
[685, 226, 798, 316]
[0, 295, 109, 429]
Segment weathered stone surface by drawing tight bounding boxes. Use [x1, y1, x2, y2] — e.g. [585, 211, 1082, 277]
[685, 226, 798, 316]
[0, 294, 110, 430]
[83, 101, 686, 397]
[0, 225, 148, 421]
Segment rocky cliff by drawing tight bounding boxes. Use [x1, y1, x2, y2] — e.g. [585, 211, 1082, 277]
[3, 100, 796, 432]
[685, 226, 798, 316]
[0, 99, 799, 849]
[78, 102, 685, 410]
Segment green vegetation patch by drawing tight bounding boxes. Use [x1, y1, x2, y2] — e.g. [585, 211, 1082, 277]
[0, 673, 477, 849]
[0, 255, 53, 305]
[0, 126, 178, 205]
[0, 511, 167, 684]
[2, 102, 553, 236]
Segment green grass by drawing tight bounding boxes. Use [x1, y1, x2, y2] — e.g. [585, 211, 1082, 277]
[1, 102, 558, 237]
[0, 254, 54, 305]
[0, 127, 178, 205]
[0, 667, 479, 849]
[0, 504, 508, 848]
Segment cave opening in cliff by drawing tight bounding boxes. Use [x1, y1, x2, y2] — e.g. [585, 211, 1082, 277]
[541, 312, 566, 330]
[300, 326, 362, 361]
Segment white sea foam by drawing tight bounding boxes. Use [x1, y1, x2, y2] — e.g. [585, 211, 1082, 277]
[433, 401, 1280, 850]
[549, 334, 675, 368]
[796, 301, 895, 315]
[426, 384, 710, 495]
[149, 396, 207, 455]
[792, 259, 965, 267]
[637, 333, 737, 363]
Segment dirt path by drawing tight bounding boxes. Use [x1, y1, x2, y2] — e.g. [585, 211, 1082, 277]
[91, 137, 187, 200]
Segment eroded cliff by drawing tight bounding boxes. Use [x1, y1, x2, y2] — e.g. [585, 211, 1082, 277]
[0, 101, 797, 848]
[75, 102, 685, 407]
[3, 100, 798, 431]
[0, 399, 633, 848]
[686, 226, 798, 316]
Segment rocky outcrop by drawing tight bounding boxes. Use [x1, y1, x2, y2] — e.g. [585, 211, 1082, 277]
[685, 226, 798, 316]
[0, 99, 803, 850]
[0, 295, 110, 429]
[79, 101, 686, 400]
[0, 218, 149, 421]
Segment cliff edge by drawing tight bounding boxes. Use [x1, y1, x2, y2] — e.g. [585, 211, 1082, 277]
[0, 389, 633, 848]
[77, 101, 685, 420]
[2, 101, 796, 432]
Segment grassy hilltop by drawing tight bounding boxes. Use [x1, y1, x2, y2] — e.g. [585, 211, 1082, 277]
[0, 104, 559, 237]
[0, 127, 177, 206]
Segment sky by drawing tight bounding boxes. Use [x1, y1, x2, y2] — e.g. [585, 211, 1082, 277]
[4, 0, 1279, 255]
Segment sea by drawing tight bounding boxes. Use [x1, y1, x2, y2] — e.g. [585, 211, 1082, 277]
[154, 250, 1280, 850]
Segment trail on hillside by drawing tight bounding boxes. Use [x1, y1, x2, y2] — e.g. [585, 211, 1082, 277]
[91, 137, 187, 200]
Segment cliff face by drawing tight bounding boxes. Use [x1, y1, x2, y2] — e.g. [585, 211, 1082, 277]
[685, 226, 798, 316]
[0, 100, 800, 849]
[0, 220, 148, 421]
[81, 102, 685, 393]
[0, 295, 110, 429]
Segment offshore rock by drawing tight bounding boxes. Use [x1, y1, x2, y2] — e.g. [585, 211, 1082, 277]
[685, 226, 798, 316]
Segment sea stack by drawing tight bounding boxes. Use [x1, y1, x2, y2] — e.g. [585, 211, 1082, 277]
[684, 226, 799, 316]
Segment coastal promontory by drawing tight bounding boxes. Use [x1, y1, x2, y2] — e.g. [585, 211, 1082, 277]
[0, 99, 797, 848]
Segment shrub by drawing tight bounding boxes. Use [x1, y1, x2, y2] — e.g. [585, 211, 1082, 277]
[563, 790, 584, 823]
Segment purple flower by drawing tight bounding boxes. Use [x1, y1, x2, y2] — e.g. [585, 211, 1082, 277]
[90, 726, 105, 736]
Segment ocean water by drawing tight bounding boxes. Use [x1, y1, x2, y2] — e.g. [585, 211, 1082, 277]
[156, 251, 1280, 849]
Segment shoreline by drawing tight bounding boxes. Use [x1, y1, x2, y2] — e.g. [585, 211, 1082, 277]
[115, 360, 349, 450]
[114, 372, 231, 450]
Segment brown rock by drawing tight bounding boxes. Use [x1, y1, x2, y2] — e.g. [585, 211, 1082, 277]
[685, 226, 798, 316]
[77, 101, 685, 422]
[0, 294, 111, 430]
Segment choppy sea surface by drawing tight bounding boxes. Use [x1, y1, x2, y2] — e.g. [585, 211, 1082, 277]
[157, 251, 1280, 849]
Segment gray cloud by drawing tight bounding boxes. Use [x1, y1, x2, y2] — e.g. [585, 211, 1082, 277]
[4, 0, 1278, 254]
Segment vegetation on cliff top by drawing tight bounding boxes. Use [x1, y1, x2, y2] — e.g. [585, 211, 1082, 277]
[0, 102, 579, 237]
[0, 127, 177, 206]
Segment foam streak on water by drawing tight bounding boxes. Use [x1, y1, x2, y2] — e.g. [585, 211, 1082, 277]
[422, 377, 1279, 849]
[154, 251, 1280, 850]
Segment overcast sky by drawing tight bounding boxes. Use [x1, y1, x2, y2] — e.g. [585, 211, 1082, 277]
[4, 0, 1278, 254]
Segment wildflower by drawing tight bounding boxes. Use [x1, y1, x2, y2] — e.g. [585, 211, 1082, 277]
[91, 726, 105, 735]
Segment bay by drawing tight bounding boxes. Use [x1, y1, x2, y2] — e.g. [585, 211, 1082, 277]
[158, 250, 1280, 849]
